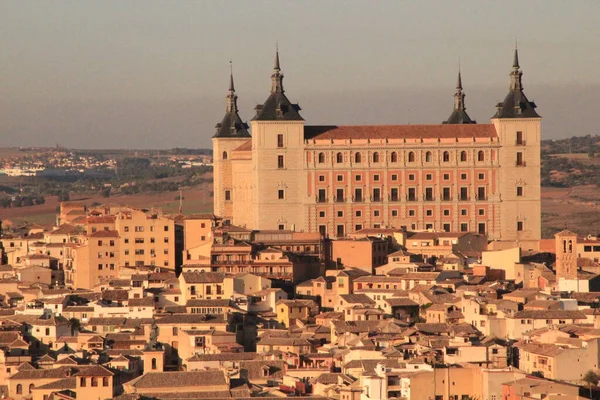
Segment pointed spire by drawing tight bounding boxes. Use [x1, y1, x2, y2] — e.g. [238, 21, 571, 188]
[225, 61, 238, 113]
[454, 68, 466, 111]
[271, 44, 284, 93]
[274, 43, 281, 71]
[509, 44, 523, 91]
[456, 69, 463, 90]
[229, 60, 235, 92]
[512, 41, 520, 69]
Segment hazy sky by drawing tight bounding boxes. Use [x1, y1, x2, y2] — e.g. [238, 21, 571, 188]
[1, 1, 599, 149]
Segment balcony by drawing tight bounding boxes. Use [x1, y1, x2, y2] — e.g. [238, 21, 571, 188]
[423, 195, 435, 202]
[406, 195, 417, 202]
[441, 196, 452, 201]
[370, 195, 382, 202]
[475, 194, 487, 201]
[459, 196, 470, 201]
[516, 161, 527, 167]
[352, 196, 364, 203]
[316, 196, 328, 203]
[334, 197, 346, 203]
[516, 140, 527, 146]
[388, 195, 400, 202]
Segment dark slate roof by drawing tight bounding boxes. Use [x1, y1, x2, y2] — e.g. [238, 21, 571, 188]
[443, 109, 476, 124]
[493, 89, 540, 119]
[253, 92, 303, 121]
[213, 111, 250, 138]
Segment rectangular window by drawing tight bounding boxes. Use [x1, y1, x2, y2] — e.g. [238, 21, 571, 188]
[225, 190, 231, 201]
[278, 189, 285, 200]
[390, 188, 399, 201]
[373, 174, 380, 182]
[354, 188, 363, 202]
[355, 224, 362, 231]
[461, 173, 467, 180]
[461, 209, 468, 216]
[319, 211, 325, 218]
[278, 155, 285, 169]
[426, 209, 433, 216]
[460, 187, 468, 201]
[460, 223, 468, 232]
[336, 188, 344, 202]
[374, 210, 380, 217]
[355, 210, 362, 217]
[408, 188, 416, 201]
[443, 209, 450, 216]
[478, 173, 485, 180]
[426, 174, 432, 181]
[391, 174, 398, 181]
[478, 223, 486, 234]
[337, 174, 343, 182]
[516, 131, 524, 145]
[408, 209, 416, 217]
[279, 224, 285, 230]
[337, 225, 345, 237]
[391, 209, 398, 217]
[443, 173, 450, 180]
[318, 189, 327, 202]
[337, 210, 344, 217]
[477, 187, 486, 200]
[443, 223, 451, 232]
[372, 188, 381, 202]
[425, 187, 434, 201]
[277, 134, 284, 148]
[319, 175, 325, 182]
[516, 152, 524, 166]
[517, 221, 524, 231]
[442, 187, 451, 201]
[478, 208, 485, 216]
[425, 223, 433, 229]
[517, 186, 523, 196]
[355, 174, 362, 182]
[408, 174, 415, 181]
[319, 225, 327, 235]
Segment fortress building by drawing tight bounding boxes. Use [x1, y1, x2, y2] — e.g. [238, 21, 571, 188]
[212, 48, 541, 241]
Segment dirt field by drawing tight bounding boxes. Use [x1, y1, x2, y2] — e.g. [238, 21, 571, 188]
[542, 185, 600, 238]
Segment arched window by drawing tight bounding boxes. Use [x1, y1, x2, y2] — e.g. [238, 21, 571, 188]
[425, 151, 432, 162]
[222, 151, 228, 160]
[563, 240, 567, 253]
[460, 151, 467, 162]
[29, 384, 34, 394]
[478, 151, 485, 162]
[354, 152, 362, 163]
[91, 377, 98, 387]
[318, 152, 325, 163]
[336, 152, 343, 163]
[568, 240, 573, 253]
[16, 384, 22, 395]
[391, 152, 398, 163]
[408, 152, 415, 163]
[443, 151, 450, 162]
[373, 152, 380, 163]
[152, 358, 157, 370]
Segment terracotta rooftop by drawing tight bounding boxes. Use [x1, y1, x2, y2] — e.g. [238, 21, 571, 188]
[305, 124, 498, 141]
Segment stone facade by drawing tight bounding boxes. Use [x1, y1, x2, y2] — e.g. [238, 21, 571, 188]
[213, 49, 541, 241]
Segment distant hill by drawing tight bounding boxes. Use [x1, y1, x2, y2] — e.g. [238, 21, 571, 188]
[541, 135, 600, 187]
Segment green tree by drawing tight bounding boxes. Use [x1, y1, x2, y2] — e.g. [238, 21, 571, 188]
[583, 370, 599, 398]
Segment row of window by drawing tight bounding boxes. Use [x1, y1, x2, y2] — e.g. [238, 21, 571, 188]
[97, 264, 116, 271]
[123, 249, 169, 255]
[123, 225, 170, 232]
[316, 150, 488, 165]
[123, 237, 170, 244]
[318, 207, 488, 218]
[320, 172, 488, 182]
[123, 260, 169, 267]
[316, 220, 525, 236]
[313, 186, 494, 202]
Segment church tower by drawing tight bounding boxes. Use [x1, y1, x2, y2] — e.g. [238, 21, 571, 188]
[442, 69, 476, 124]
[212, 68, 250, 224]
[555, 229, 578, 280]
[250, 48, 307, 231]
[492, 47, 542, 241]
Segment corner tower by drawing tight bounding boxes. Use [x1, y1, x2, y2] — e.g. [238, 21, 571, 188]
[250, 48, 307, 231]
[212, 68, 250, 223]
[442, 69, 476, 124]
[492, 46, 542, 241]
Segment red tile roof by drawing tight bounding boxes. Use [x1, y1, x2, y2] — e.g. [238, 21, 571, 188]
[89, 230, 119, 238]
[233, 139, 252, 151]
[87, 216, 116, 223]
[305, 124, 498, 140]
